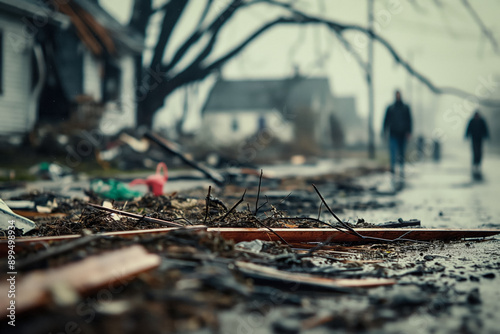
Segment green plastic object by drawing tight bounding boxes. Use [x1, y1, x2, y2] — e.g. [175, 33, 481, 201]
[90, 179, 143, 201]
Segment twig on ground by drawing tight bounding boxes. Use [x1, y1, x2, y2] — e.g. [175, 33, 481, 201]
[204, 186, 212, 224]
[255, 169, 264, 215]
[312, 184, 355, 232]
[87, 203, 183, 227]
[253, 218, 291, 248]
[317, 202, 323, 221]
[264, 217, 341, 230]
[257, 195, 269, 213]
[307, 234, 335, 255]
[278, 192, 292, 205]
[220, 189, 247, 222]
[311, 184, 426, 244]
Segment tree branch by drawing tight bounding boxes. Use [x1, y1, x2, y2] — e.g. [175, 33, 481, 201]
[128, 0, 153, 36]
[183, 0, 246, 70]
[165, 0, 243, 73]
[205, 17, 290, 72]
[146, 0, 500, 121]
[150, 0, 189, 70]
[331, 30, 369, 77]
[408, 0, 427, 14]
[262, 1, 500, 106]
[195, 0, 214, 30]
[461, 0, 499, 54]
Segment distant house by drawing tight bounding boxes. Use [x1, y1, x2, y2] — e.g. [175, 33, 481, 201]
[0, 0, 143, 140]
[201, 75, 364, 150]
[333, 96, 367, 146]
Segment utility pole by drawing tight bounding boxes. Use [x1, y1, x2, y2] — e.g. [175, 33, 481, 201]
[367, 0, 375, 159]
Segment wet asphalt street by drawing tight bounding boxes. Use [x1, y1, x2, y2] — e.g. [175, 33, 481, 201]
[349, 147, 500, 230]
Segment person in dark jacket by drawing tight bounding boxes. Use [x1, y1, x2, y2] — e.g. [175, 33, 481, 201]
[383, 90, 412, 177]
[465, 110, 489, 174]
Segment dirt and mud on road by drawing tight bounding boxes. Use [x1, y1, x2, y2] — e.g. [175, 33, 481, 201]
[1, 150, 500, 334]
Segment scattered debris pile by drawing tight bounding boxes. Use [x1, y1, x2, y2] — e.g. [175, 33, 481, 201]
[1, 222, 498, 333]
[1, 159, 499, 333]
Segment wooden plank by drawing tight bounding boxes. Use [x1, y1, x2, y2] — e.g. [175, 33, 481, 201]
[236, 261, 396, 290]
[1, 227, 498, 256]
[0, 245, 160, 316]
[12, 210, 66, 219]
[213, 227, 500, 243]
[0, 226, 206, 255]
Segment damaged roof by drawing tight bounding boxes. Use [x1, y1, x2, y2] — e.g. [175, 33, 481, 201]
[71, 0, 143, 54]
[0, 0, 143, 55]
[0, 0, 68, 25]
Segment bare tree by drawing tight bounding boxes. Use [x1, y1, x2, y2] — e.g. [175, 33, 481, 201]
[130, 0, 500, 130]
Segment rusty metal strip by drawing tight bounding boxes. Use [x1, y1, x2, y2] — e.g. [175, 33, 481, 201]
[211, 227, 500, 243]
[1, 227, 498, 256]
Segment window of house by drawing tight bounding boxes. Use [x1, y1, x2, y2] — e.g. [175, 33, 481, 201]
[258, 115, 266, 131]
[231, 117, 239, 132]
[103, 60, 121, 102]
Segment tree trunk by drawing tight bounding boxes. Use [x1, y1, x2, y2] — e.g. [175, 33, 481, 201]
[129, 0, 153, 129]
[136, 81, 175, 129]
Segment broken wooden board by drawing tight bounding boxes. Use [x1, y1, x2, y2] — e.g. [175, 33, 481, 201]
[12, 210, 67, 219]
[1, 227, 498, 256]
[0, 245, 160, 317]
[236, 261, 396, 291]
[0, 226, 206, 255]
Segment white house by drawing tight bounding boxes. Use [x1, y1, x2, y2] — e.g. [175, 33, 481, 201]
[0, 0, 143, 141]
[201, 75, 365, 149]
[0, 0, 64, 136]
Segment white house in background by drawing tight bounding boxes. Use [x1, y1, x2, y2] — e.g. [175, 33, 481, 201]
[201, 75, 365, 148]
[0, 0, 143, 140]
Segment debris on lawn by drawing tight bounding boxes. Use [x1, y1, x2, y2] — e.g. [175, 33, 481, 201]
[1, 162, 499, 334]
[145, 132, 226, 186]
[0, 245, 160, 316]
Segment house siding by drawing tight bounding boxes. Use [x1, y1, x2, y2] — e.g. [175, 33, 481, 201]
[203, 109, 293, 144]
[0, 12, 33, 135]
[118, 55, 135, 127]
[99, 55, 136, 134]
[83, 51, 102, 101]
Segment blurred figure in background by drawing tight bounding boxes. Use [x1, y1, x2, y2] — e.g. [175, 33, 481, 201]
[383, 90, 413, 179]
[465, 110, 489, 177]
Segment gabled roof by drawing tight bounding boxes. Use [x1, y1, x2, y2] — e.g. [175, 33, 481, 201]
[203, 76, 334, 113]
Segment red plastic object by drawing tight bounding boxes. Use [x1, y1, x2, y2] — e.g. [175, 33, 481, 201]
[129, 162, 168, 196]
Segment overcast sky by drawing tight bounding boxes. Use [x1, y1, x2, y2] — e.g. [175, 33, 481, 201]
[100, 0, 500, 141]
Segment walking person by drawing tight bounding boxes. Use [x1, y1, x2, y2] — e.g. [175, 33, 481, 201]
[465, 110, 489, 177]
[383, 90, 412, 181]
